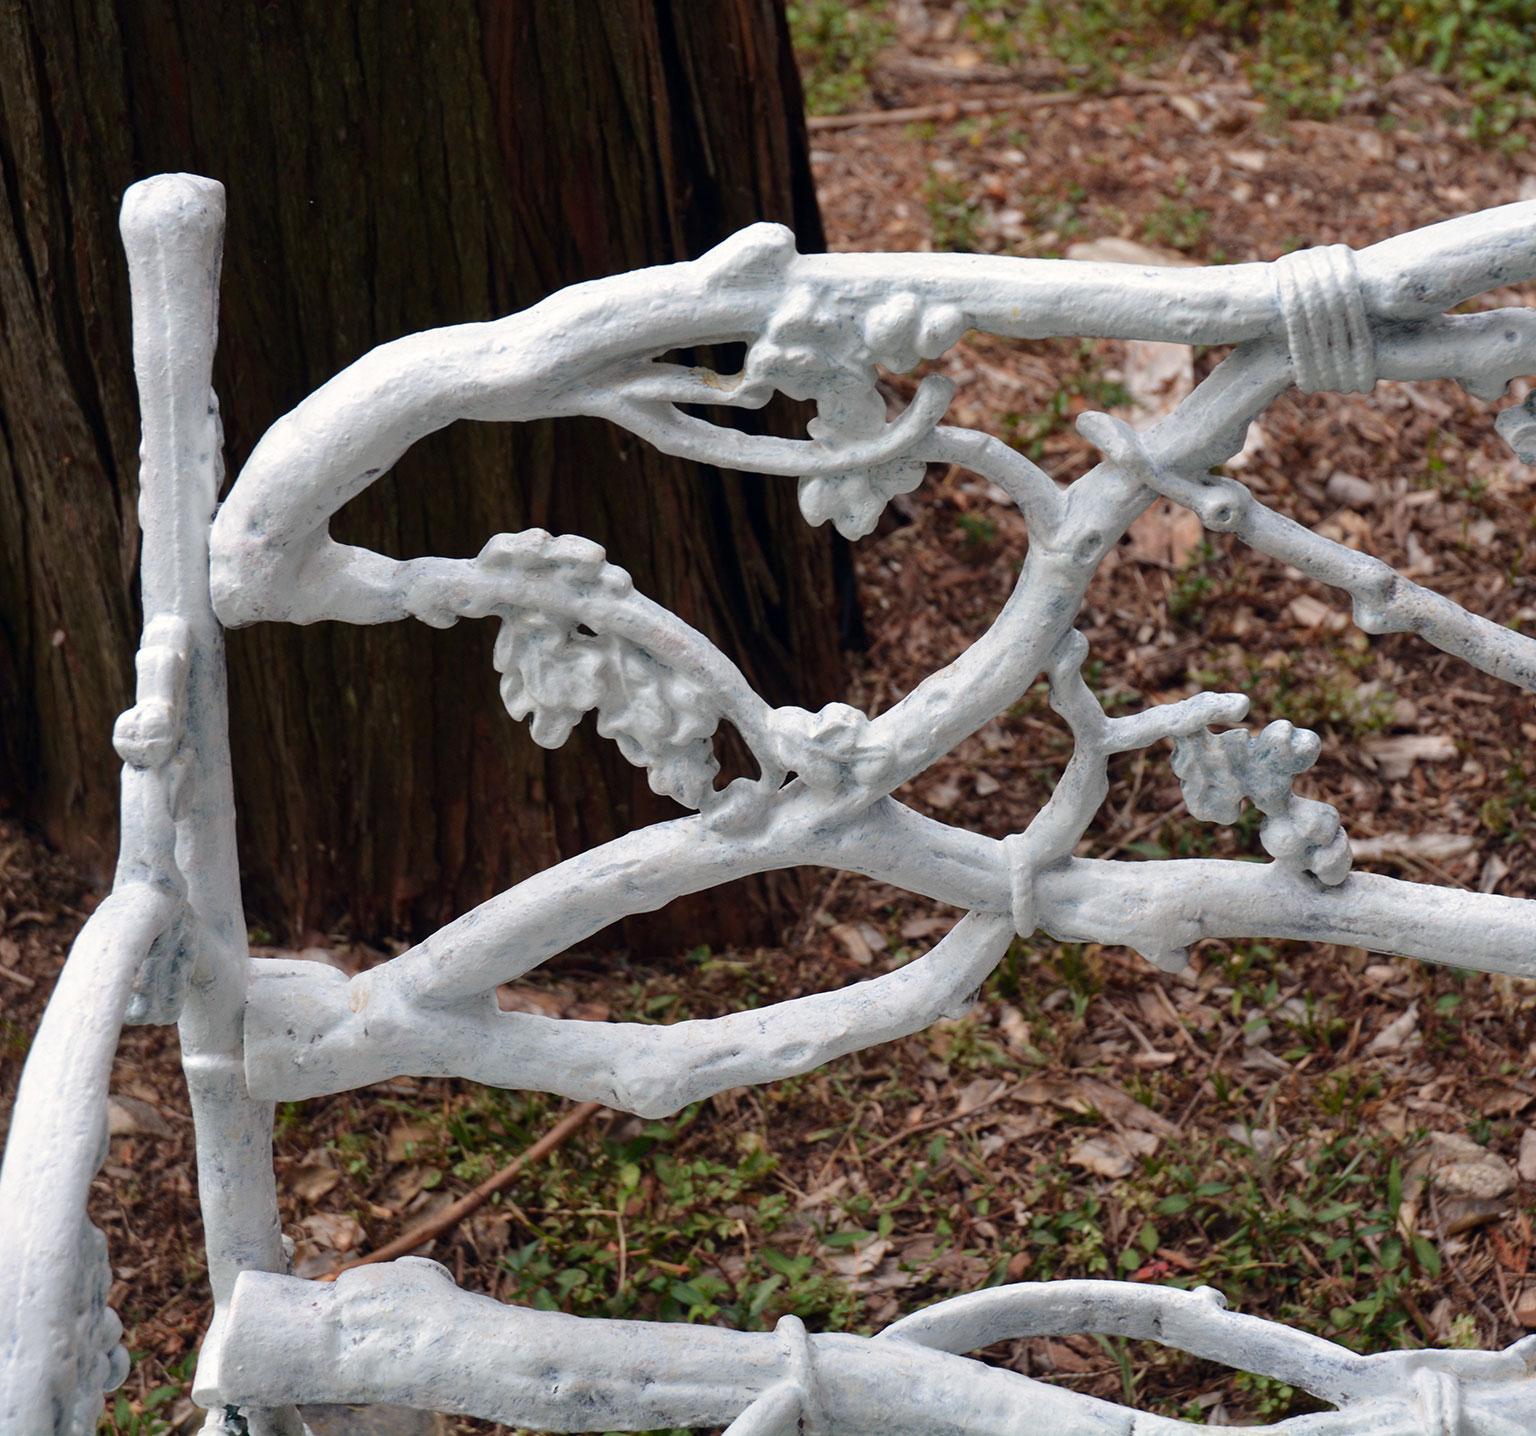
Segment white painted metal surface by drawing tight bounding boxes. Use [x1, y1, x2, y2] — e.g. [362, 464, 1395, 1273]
[3, 171, 1536, 1434]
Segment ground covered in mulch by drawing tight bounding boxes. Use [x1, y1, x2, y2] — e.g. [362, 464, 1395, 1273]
[5, 8, 1536, 1433]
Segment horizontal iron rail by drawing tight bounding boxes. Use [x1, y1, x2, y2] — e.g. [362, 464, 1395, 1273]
[201, 1261, 1536, 1435]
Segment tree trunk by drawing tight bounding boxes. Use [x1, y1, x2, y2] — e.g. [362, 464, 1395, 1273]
[0, 1, 850, 950]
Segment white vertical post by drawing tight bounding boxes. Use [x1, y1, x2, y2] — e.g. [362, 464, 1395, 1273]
[119, 175, 299, 1436]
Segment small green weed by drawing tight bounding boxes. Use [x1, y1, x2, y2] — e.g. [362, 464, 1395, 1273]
[1142, 197, 1211, 254]
[100, 1388, 178, 1436]
[1259, 659, 1396, 738]
[1000, 345, 1129, 460]
[0, 1016, 28, 1062]
[787, 1, 893, 116]
[924, 169, 983, 252]
[956, 512, 999, 549]
[379, 1090, 862, 1335]
[1419, 430, 1492, 508]
[952, 0, 1536, 141]
[1168, 541, 1217, 626]
[1480, 760, 1535, 842]
[98, 1351, 197, 1434]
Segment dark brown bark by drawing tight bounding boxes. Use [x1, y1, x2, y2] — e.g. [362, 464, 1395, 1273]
[0, 1, 850, 949]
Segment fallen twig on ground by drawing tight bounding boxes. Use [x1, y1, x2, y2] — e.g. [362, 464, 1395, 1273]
[325, 1100, 603, 1278]
[805, 79, 1250, 131]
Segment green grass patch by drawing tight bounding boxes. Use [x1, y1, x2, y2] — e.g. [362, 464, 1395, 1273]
[956, 0, 1535, 141]
[788, 0, 894, 115]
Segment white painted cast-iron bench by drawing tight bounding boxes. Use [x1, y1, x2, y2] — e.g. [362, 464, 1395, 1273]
[4, 171, 1536, 1435]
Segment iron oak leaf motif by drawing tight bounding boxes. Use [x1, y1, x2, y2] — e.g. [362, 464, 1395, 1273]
[1171, 719, 1353, 884]
[478, 528, 904, 815]
[481, 531, 723, 810]
[735, 277, 966, 539]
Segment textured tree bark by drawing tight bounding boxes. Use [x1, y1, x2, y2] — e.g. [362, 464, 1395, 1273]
[0, 0, 849, 948]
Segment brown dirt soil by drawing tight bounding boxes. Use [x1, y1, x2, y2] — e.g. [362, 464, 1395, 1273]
[5, 16, 1536, 1436]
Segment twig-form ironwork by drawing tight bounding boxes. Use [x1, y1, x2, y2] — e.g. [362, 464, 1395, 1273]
[3, 174, 1536, 1434]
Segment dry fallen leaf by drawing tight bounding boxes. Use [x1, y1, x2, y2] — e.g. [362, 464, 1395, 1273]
[496, 985, 564, 1016]
[1400, 1131, 1517, 1238]
[1072, 1077, 1176, 1138]
[1069, 1135, 1135, 1179]
[1351, 833, 1476, 863]
[107, 1095, 172, 1139]
[380, 1166, 430, 1213]
[1324, 470, 1376, 508]
[1064, 237, 1197, 267]
[824, 1237, 915, 1294]
[1226, 1122, 1282, 1155]
[1127, 498, 1206, 569]
[831, 920, 887, 966]
[1041, 1337, 1098, 1373]
[923, 776, 963, 810]
[1519, 1128, 1536, 1185]
[1515, 1286, 1536, 1328]
[1121, 339, 1195, 422]
[1287, 594, 1346, 631]
[1476, 1086, 1533, 1119]
[955, 1076, 1008, 1116]
[1364, 734, 1458, 780]
[386, 1122, 435, 1164]
[996, 1005, 1030, 1056]
[1068, 1129, 1160, 1179]
[1367, 1003, 1420, 1055]
[900, 915, 952, 940]
[299, 1211, 366, 1254]
[288, 1163, 342, 1204]
[1169, 92, 1206, 126]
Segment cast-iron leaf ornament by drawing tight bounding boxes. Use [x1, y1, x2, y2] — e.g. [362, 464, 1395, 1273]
[3, 173, 1536, 1434]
